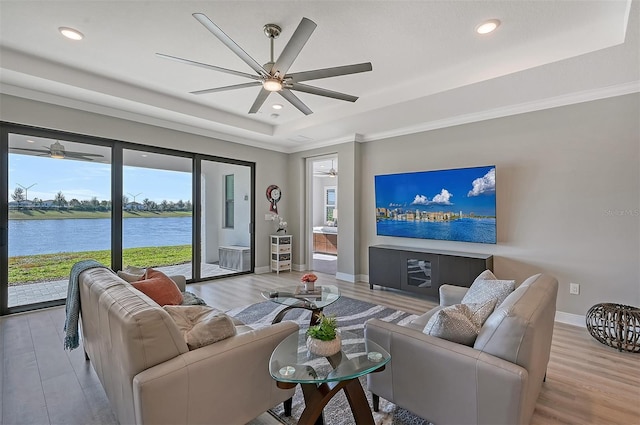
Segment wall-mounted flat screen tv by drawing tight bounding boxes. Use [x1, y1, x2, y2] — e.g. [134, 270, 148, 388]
[375, 165, 496, 244]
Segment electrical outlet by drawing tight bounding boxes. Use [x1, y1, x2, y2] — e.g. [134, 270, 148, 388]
[569, 282, 580, 295]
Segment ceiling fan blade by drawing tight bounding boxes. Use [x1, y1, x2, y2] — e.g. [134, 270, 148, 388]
[156, 53, 260, 80]
[192, 13, 269, 78]
[272, 17, 317, 77]
[191, 81, 262, 95]
[278, 89, 313, 115]
[65, 151, 104, 158]
[9, 147, 50, 154]
[287, 62, 372, 82]
[249, 88, 271, 114]
[64, 153, 95, 161]
[289, 83, 358, 102]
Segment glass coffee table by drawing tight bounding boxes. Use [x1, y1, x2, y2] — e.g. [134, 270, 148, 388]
[261, 284, 340, 326]
[269, 330, 390, 425]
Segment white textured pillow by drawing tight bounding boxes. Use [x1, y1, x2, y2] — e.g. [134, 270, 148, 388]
[117, 266, 146, 283]
[473, 269, 497, 283]
[423, 300, 496, 346]
[163, 305, 237, 350]
[462, 278, 515, 308]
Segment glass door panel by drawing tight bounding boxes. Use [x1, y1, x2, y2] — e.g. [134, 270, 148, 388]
[8, 134, 112, 308]
[122, 149, 192, 278]
[200, 160, 252, 278]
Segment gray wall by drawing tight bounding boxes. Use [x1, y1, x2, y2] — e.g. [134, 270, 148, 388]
[0, 94, 289, 270]
[358, 94, 639, 316]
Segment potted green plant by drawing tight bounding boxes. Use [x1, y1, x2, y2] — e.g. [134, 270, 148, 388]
[306, 313, 341, 356]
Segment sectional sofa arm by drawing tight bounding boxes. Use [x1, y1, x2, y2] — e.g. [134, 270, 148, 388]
[168, 275, 186, 292]
[438, 283, 468, 306]
[364, 318, 528, 425]
[132, 321, 299, 425]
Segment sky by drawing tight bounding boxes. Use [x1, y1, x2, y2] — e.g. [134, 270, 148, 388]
[8, 154, 192, 203]
[374, 165, 496, 216]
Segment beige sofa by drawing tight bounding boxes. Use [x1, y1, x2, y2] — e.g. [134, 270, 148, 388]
[365, 273, 558, 425]
[78, 267, 298, 425]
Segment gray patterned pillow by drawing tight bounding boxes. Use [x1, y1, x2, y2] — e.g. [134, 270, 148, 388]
[423, 299, 496, 346]
[461, 278, 515, 308]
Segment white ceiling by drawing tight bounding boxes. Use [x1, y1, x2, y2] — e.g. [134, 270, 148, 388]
[1, 1, 638, 153]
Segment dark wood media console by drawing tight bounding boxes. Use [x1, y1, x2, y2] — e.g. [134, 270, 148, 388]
[368, 245, 493, 298]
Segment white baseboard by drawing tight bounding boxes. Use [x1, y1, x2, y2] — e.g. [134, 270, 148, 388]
[293, 263, 306, 272]
[254, 266, 271, 274]
[336, 272, 356, 283]
[555, 311, 586, 328]
[357, 274, 368, 283]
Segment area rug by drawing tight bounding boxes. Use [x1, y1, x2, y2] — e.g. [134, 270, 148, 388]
[227, 297, 431, 425]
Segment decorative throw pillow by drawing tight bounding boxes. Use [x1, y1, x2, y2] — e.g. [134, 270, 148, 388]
[461, 278, 515, 308]
[473, 269, 498, 284]
[132, 268, 183, 306]
[163, 305, 237, 350]
[118, 270, 143, 283]
[423, 300, 496, 346]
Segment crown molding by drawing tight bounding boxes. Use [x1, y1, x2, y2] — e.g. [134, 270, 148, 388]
[359, 81, 640, 144]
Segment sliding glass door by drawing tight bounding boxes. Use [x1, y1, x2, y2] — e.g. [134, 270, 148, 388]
[122, 149, 193, 278]
[200, 160, 253, 278]
[6, 133, 112, 310]
[1, 123, 255, 315]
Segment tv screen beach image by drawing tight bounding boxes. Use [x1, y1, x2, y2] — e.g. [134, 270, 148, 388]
[375, 165, 496, 244]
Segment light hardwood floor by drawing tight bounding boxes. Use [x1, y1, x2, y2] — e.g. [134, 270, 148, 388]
[1, 271, 638, 424]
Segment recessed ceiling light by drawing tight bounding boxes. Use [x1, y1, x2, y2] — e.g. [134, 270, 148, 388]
[272, 104, 283, 110]
[59, 27, 84, 40]
[270, 113, 280, 119]
[26, 139, 35, 143]
[141, 154, 148, 158]
[476, 19, 500, 35]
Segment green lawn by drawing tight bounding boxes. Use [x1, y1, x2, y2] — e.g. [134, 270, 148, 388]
[9, 245, 192, 285]
[9, 209, 192, 220]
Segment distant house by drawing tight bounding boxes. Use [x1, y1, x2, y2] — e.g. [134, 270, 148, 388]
[8, 200, 34, 209]
[124, 201, 145, 211]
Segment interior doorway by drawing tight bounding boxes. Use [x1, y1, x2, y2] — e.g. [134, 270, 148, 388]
[310, 156, 338, 275]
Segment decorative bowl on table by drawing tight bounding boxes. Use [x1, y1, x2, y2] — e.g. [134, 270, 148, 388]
[306, 333, 342, 357]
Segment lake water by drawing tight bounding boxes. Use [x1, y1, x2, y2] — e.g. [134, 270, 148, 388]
[376, 218, 496, 244]
[8, 217, 192, 257]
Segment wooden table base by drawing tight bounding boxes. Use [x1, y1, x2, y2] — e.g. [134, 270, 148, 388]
[278, 377, 374, 425]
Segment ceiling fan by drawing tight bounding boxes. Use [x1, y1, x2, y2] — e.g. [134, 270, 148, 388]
[315, 160, 337, 177]
[157, 13, 373, 115]
[10, 141, 105, 161]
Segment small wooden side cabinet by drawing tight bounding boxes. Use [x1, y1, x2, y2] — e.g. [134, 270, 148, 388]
[271, 234, 292, 274]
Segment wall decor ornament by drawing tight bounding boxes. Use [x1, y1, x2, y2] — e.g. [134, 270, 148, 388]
[266, 184, 281, 214]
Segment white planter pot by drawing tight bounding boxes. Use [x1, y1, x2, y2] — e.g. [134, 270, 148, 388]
[306, 335, 341, 357]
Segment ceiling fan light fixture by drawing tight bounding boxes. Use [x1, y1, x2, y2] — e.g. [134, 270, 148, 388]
[263, 78, 283, 92]
[50, 141, 66, 159]
[476, 19, 500, 35]
[59, 27, 84, 40]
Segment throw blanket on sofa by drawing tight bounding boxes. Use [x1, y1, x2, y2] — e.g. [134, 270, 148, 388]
[64, 260, 110, 350]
